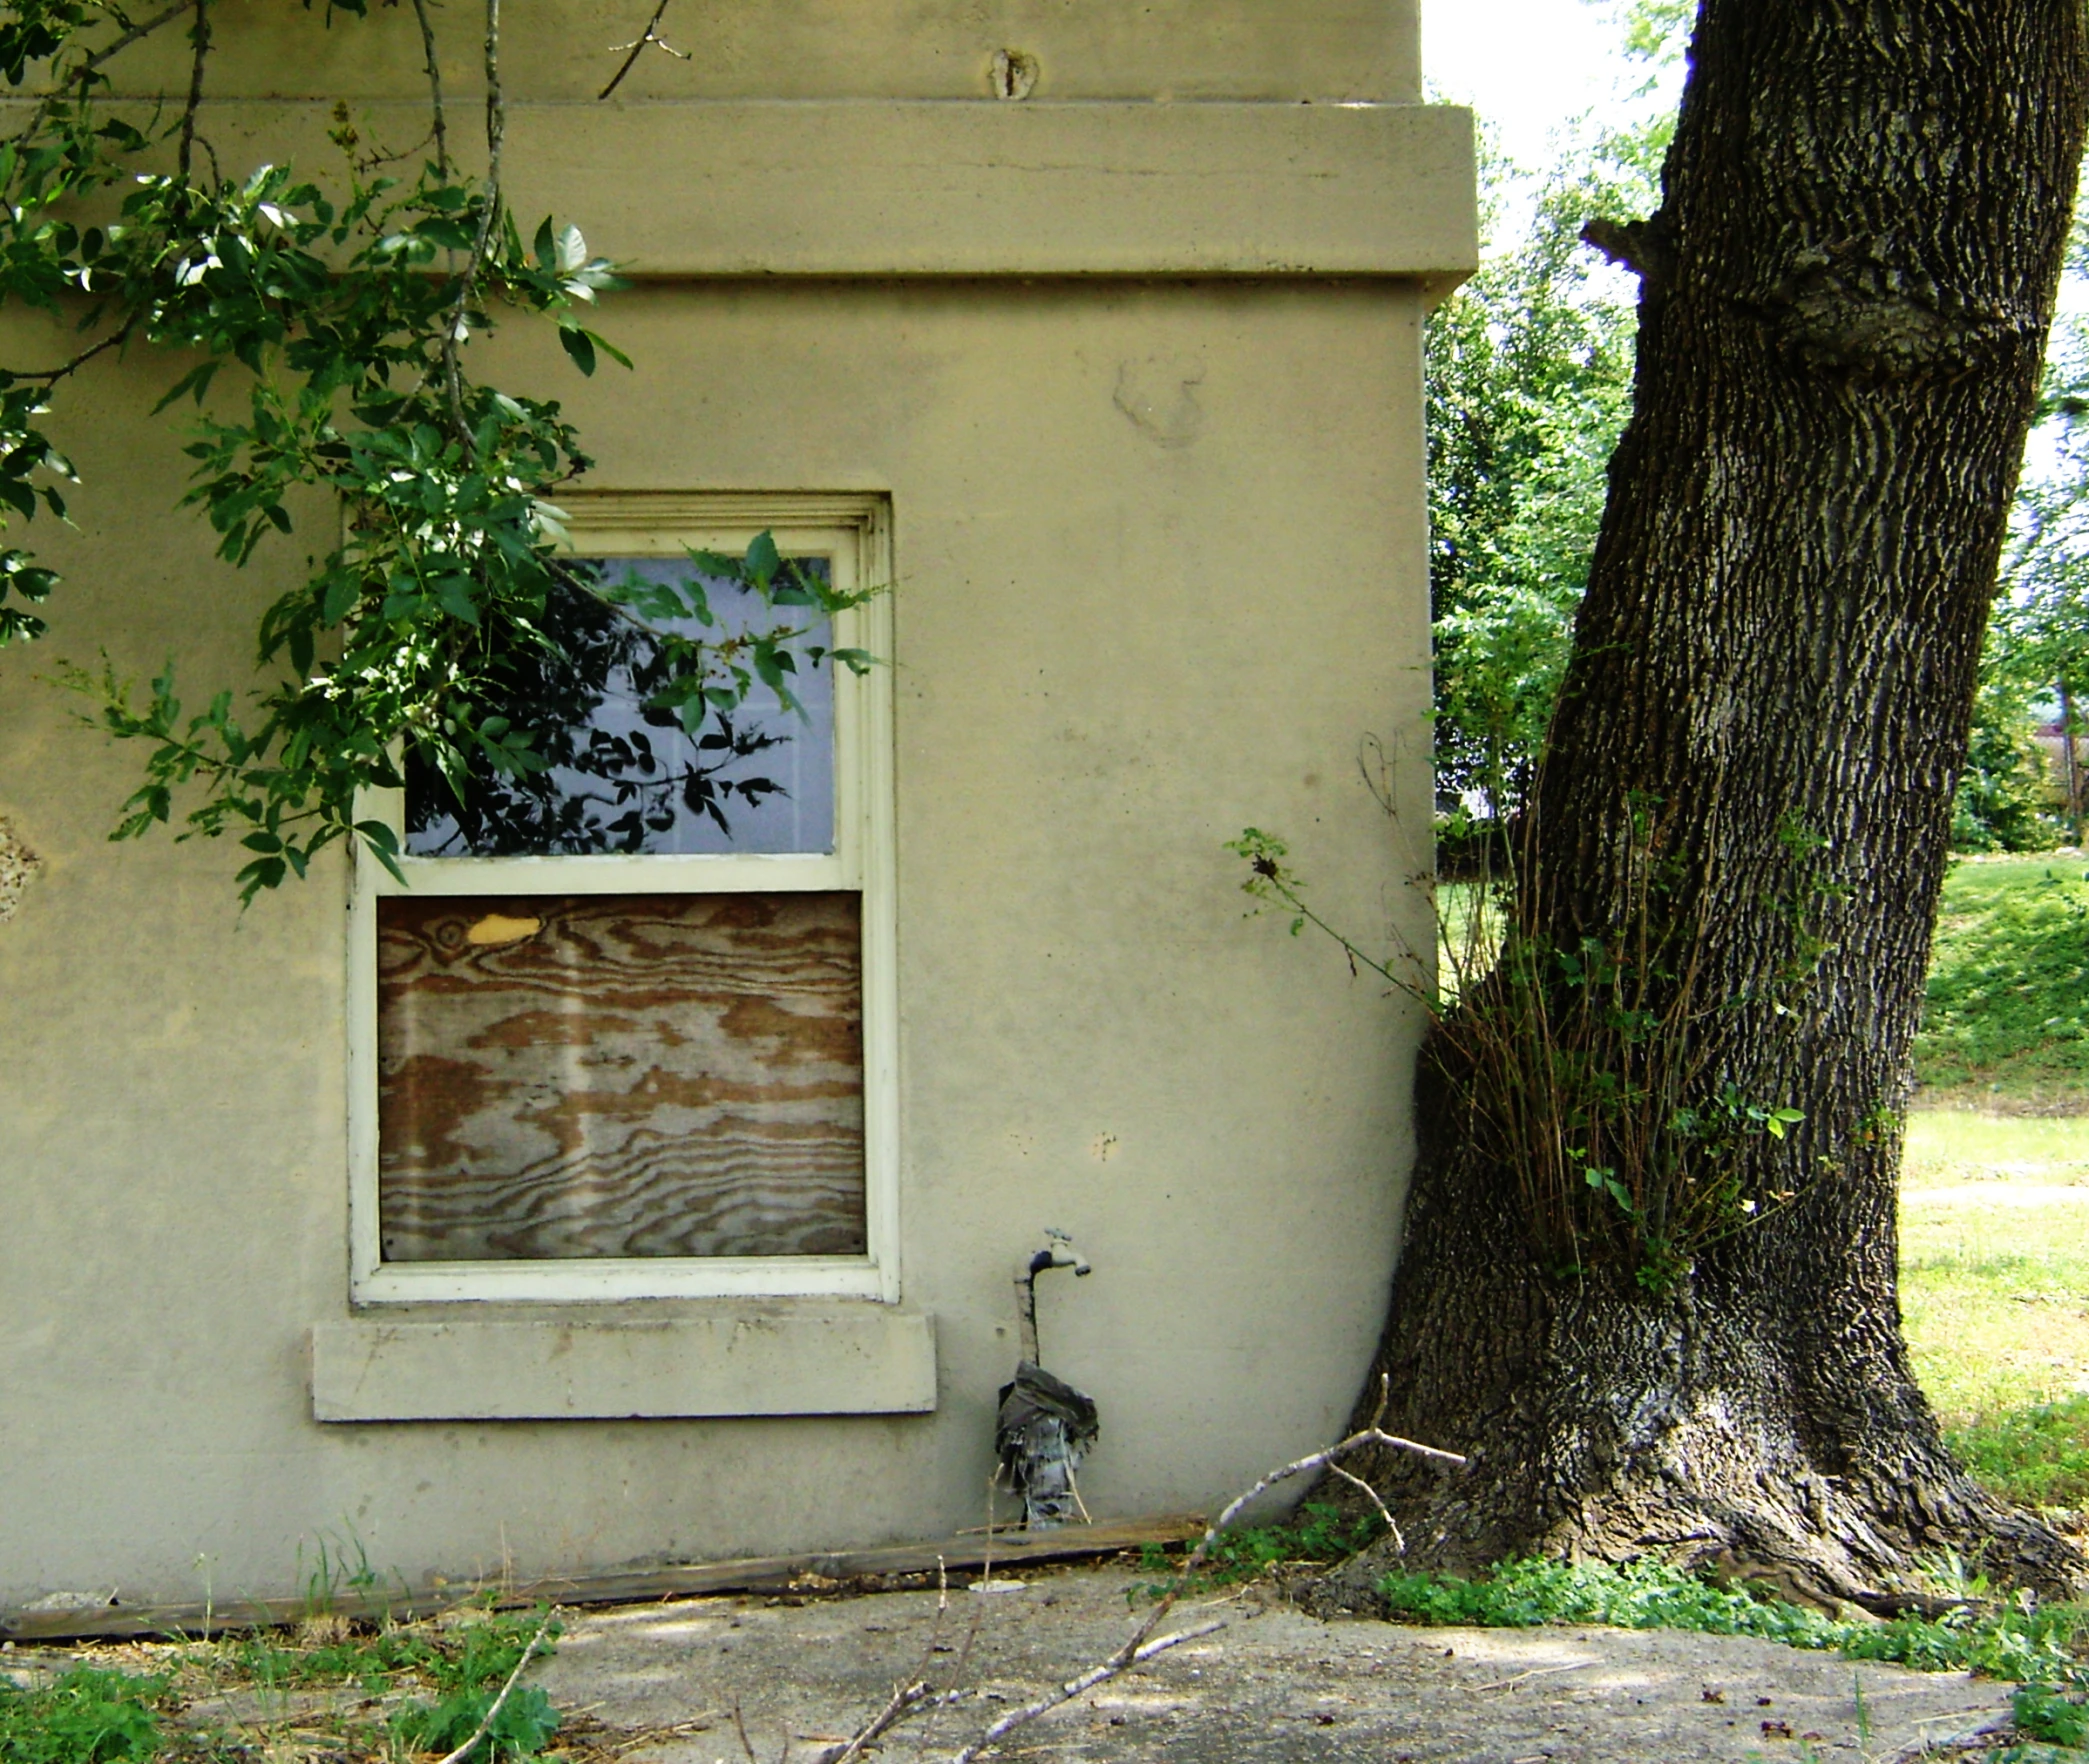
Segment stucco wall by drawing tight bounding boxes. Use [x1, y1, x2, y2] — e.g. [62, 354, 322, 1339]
[0, 1, 1467, 1605]
[107, 0, 1421, 103]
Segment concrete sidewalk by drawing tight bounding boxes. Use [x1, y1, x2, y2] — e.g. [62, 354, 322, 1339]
[534, 1563, 2015, 1762]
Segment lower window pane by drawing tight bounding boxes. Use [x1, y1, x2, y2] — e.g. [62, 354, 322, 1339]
[376, 892, 867, 1261]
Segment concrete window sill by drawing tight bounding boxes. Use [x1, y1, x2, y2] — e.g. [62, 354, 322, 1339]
[309, 1310, 937, 1422]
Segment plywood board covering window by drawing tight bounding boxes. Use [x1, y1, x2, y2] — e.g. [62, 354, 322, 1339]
[347, 495, 896, 1305]
[377, 892, 867, 1262]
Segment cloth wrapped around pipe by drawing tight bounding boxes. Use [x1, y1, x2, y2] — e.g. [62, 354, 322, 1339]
[995, 1361, 1100, 1529]
[997, 1229, 1098, 1529]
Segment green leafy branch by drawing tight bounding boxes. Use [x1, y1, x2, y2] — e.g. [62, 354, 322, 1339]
[0, 0, 856, 902]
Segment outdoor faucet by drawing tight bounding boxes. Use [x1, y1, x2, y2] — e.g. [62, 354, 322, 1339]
[1018, 1228, 1090, 1361]
[999, 1228, 1099, 1530]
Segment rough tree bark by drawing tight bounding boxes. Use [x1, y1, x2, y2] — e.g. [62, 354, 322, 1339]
[1323, 0, 2089, 1605]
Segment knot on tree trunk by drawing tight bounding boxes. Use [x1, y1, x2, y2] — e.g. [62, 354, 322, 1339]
[1751, 245, 2033, 383]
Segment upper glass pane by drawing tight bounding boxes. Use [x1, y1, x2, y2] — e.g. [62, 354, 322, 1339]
[405, 555, 836, 858]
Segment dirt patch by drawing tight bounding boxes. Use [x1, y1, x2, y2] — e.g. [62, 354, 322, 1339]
[536, 1563, 2013, 1762]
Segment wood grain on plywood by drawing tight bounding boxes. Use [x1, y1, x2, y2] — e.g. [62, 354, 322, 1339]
[377, 892, 866, 1261]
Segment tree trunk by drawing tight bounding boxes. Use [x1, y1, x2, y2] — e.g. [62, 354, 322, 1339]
[2062, 676, 2082, 842]
[1324, 0, 2089, 1606]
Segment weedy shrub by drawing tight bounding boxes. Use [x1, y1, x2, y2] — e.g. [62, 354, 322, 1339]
[1949, 1396, 2089, 1512]
[1130, 1503, 1389, 1601]
[390, 1685, 560, 1762]
[2014, 1683, 2089, 1748]
[1231, 812, 1827, 1297]
[1376, 1557, 2089, 1684]
[0, 1668, 165, 1764]
[1, 1607, 559, 1764]
[229, 1605, 555, 1696]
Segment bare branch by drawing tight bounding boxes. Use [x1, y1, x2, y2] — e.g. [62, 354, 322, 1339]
[477, 0, 503, 201]
[441, 0, 503, 438]
[409, 0, 449, 175]
[916, 1485, 995, 1749]
[1328, 1463, 1404, 1555]
[942, 1420, 1458, 1760]
[599, 0, 689, 101]
[812, 1559, 954, 1764]
[813, 1680, 936, 1764]
[803, 1424, 1460, 1764]
[15, 318, 137, 386]
[950, 1619, 1226, 1764]
[432, 1610, 556, 1764]
[80, 1, 187, 76]
[175, 0, 210, 185]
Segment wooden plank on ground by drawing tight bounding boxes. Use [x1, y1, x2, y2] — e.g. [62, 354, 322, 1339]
[0, 1514, 1207, 1644]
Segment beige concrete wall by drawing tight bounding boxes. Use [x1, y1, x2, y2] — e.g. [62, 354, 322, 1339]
[0, 3, 1461, 1606]
[107, 0, 1420, 104]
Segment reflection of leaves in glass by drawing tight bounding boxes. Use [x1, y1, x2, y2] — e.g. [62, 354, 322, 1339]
[406, 563, 795, 856]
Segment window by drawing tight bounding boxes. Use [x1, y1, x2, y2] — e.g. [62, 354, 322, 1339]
[346, 494, 896, 1304]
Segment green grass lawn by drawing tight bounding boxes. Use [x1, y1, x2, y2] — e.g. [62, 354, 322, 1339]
[1914, 854, 2089, 1109]
[1897, 856, 2089, 1507]
[1902, 1111, 2089, 1505]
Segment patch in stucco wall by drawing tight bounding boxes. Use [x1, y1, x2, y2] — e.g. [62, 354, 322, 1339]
[0, 816, 40, 924]
[1113, 356, 1206, 450]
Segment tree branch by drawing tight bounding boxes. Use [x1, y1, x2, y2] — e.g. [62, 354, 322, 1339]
[950, 1619, 1227, 1763]
[815, 1679, 936, 1764]
[441, 0, 502, 438]
[1581, 213, 1674, 285]
[793, 1421, 1453, 1764]
[80, 0, 188, 77]
[15, 319, 137, 386]
[811, 1560, 954, 1764]
[409, 0, 449, 175]
[916, 1414, 1462, 1762]
[175, 0, 210, 185]
[599, 0, 688, 101]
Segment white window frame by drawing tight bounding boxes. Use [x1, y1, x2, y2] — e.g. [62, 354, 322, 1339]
[346, 492, 898, 1305]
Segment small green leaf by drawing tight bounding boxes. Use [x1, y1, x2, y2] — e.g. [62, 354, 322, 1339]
[745, 531, 781, 589]
[152, 360, 221, 415]
[558, 325, 596, 376]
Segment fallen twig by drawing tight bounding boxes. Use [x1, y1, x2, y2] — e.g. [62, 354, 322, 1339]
[793, 1395, 1459, 1764]
[432, 1610, 557, 1764]
[813, 1680, 937, 1764]
[1328, 1462, 1405, 1555]
[1882, 1715, 2013, 1762]
[922, 1487, 996, 1745]
[950, 1618, 1227, 1763]
[1473, 1659, 1601, 1693]
[814, 1559, 955, 1764]
[934, 1403, 1459, 1760]
[604, 1713, 719, 1753]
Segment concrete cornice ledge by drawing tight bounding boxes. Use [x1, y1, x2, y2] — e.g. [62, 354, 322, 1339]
[165, 98, 1478, 287]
